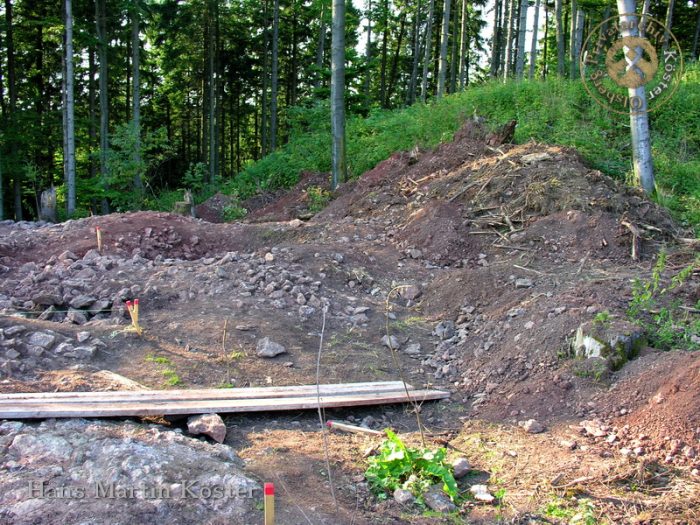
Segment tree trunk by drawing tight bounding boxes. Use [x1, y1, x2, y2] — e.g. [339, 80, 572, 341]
[420, 0, 435, 102]
[459, 0, 468, 88]
[407, 0, 422, 104]
[331, 0, 347, 189]
[364, 0, 372, 104]
[96, 0, 110, 214]
[387, 12, 406, 105]
[261, 0, 269, 156]
[437, 0, 451, 97]
[88, 48, 97, 180]
[693, 5, 700, 59]
[132, 0, 143, 199]
[541, 2, 548, 78]
[64, 0, 76, 215]
[5, 0, 20, 219]
[515, 0, 528, 78]
[490, 0, 501, 77]
[449, 0, 458, 93]
[568, 0, 578, 78]
[555, 0, 565, 77]
[208, 0, 217, 179]
[380, 0, 389, 107]
[528, 0, 541, 79]
[270, 0, 279, 150]
[503, 0, 516, 79]
[662, 0, 675, 53]
[617, 0, 654, 194]
[315, 1, 327, 92]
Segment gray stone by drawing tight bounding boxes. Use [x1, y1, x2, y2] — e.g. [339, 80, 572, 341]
[298, 306, 316, 317]
[76, 331, 91, 343]
[5, 349, 20, 359]
[53, 342, 75, 356]
[27, 332, 56, 349]
[5, 326, 27, 337]
[393, 488, 415, 505]
[572, 320, 645, 370]
[87, 300, 111, 315]
[434, 320, 456, 340]
[423, 486, 457, 513]
[256, 337, 287, 358]
[66, 308, 88, 325]
[404, 343, 422, 356]
[399, 285, 422, 301]
[39, 306, 57, 321]
[519, 419, 544, 434]
[187, 413, 227, 443]
[69, 295, 96, 309]
[470, 484, 495, 503]
[1, 419, 259, 523]
[452, 457, 471, 479]
[31, 292, 63, 306]
[72, 346, 97, 359]
[407, 249, 423, 259]
[515, 278, 534, 289]
[381, 335, 400, 350]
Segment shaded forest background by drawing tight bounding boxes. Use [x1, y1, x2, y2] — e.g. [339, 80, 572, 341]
[0, 0, 698, 220]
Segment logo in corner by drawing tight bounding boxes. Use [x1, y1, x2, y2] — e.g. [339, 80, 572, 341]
[580, 13, 683, 115]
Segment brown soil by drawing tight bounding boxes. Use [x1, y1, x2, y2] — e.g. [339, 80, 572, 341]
[1, 120, 698, 524]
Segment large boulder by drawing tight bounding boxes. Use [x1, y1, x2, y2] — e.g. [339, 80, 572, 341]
[572, 320, 645, 370]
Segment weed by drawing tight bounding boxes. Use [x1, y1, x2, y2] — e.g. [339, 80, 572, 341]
[627, 250, 700, 350]
[543, 496, 598, 524]
[145, 354, 182, 387]
[306, 185, 331, 213]
[593, 310, 611, 327]
[365, 430, 459, 505]
[222, 203, 248, 221]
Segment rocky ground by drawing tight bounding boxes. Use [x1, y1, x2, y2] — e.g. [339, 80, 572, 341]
[1, 121, 698, 524]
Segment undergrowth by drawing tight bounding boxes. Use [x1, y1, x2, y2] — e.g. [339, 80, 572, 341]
[197, 63, 700, 232]
[627, 250, 700, 351]
[365, 429, 459, 505]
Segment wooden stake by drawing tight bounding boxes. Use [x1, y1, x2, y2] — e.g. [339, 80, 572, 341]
[96, 226, 102, 252]
[264, 482, 275, 525]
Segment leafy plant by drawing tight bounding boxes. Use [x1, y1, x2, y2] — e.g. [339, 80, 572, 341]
[365, 429, 459, 504]
[544, 497, 598, 524]
[306, 186, 331, 213]
[182, 162, 208, 193]
[593, 310, 611, 327]
[627, 250, 700, 350]
[222, 203, 248, 221]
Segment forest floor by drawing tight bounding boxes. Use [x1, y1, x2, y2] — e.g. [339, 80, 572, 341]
[1, 121, 699, 524]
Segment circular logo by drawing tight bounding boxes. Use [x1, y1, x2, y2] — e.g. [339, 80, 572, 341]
[580, 13, 683, 115]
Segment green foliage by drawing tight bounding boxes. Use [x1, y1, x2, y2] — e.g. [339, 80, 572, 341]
[145, 354, 182, 386]
[365, 429, 459, 504]
[105, 123, 174, 212]
[222, 203, 248, 222]
[183, 162, 209, 194]
[627, 250, 700, 350]
[593, 310, 611, 327]
[306, 186, 331, 213]
[543, 497, 598, 524]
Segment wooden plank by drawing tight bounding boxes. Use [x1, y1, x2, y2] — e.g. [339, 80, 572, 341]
[0, 381, 413, 403]
[0, 389, 450, 419]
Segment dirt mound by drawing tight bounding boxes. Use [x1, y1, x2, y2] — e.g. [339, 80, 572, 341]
[243, 171, 330, 222]
[194, 192, 235, 223]
[616, 353, 700, 464]
[320, 121, 680, 265]
[0, 211, 301, 270]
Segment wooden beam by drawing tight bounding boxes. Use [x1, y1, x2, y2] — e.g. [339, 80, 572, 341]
[0, 381, 412, 402]
[0, 383, 450, 419]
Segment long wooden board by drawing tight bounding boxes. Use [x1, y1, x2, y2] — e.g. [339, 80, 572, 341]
[0, 382, 450, 419]
[0, 381, 411, 402]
